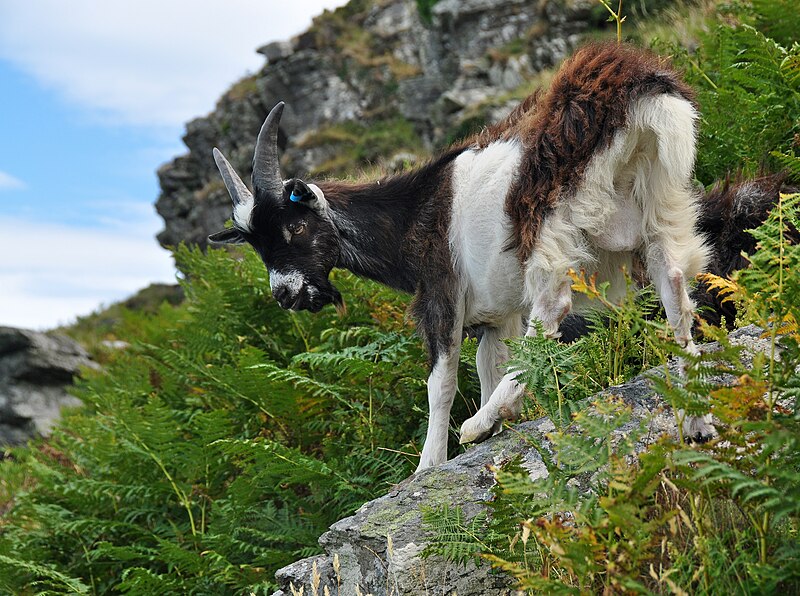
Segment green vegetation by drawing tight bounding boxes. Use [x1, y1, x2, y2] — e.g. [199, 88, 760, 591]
[1, 1, 799, 594]
[299, 116, 424, 177]
[423, 190, 800, 594]
[658, 2, 800, 184]
[0, 246, 479, 593]
[416, 0, 440, 25]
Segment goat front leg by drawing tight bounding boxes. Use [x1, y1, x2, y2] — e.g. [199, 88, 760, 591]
[416, 302, 466, 472]
[648, 244, 714, 443]
[460, 279, 572, 444]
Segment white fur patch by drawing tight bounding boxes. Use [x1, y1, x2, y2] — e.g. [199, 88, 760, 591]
[307, 183, 330, 216]
[268, 269, 306, 294]
[233, 199, 255, 232]
[449, 139, 526, 325]
[307, 183, 325, 202]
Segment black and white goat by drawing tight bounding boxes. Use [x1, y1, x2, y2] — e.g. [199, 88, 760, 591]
[209, 42, 711, 471]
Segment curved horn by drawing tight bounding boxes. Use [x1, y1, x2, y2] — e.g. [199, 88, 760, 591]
[252, 101, 285, 201]
[213, 148, 253, 207]
[213, 147, 255, 231]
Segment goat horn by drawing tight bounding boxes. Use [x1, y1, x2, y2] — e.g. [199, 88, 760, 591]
[252, 101, 285, 202]
[213, 147, 254, 208]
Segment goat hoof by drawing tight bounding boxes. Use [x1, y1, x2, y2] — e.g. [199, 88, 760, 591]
[460, 428, 494, 445]
[459, 415, 497, 445]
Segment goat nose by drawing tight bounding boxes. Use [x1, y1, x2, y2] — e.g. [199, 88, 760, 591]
[273, 286, 289, 306]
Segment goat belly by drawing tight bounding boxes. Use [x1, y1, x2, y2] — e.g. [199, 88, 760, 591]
[449, 139, 527, 325]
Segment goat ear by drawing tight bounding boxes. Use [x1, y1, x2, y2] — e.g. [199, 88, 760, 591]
[287, 179, 329, 216]
[208, 227, 247, 245]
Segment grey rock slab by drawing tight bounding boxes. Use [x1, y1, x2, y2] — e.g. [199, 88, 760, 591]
[257, 40, 295, 64]
[0, 326, 96, 447]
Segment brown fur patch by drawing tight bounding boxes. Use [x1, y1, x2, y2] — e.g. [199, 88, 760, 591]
[471, 41, 697, 262]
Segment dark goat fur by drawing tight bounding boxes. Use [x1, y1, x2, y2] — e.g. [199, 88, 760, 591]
[317, 149, 463, 360]
[696, 173, 797, 328]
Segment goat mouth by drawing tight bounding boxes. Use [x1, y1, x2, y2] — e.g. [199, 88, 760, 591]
[289, 295, 305, 311]
[279, 283, 342, 313]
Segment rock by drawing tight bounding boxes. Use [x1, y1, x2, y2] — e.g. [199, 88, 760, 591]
[0, 327, 97, 448]
[439, 86, 495, 114]
[271, 325, 769, 595]
[256, 40, 295, 64]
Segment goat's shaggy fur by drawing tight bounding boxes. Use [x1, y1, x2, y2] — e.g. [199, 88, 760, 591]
[210, 41, 714, 471]
[559, 174, 791, 340]
[696, 173, 797, 328]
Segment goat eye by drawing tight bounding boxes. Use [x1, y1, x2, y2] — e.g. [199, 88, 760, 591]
[289, 222, 306, 236]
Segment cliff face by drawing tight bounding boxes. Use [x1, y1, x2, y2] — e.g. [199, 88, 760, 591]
[155, 0, 600, 249]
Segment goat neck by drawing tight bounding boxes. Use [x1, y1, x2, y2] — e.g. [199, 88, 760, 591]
[317, 148, 464, 295]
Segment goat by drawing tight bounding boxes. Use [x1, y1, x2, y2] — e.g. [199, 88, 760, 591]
[209, 42, 711, 471]
[558, 173, 793, 340]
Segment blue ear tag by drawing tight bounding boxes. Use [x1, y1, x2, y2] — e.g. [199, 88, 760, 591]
[289, 191, 302, 202]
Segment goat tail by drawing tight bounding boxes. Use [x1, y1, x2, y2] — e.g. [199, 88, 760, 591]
[634, 93, 710, 281]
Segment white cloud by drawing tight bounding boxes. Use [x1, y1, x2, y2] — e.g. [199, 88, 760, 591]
[0, 0, 345, 128]
[0, 216, 176, 330]
[0, 170, 26, 190]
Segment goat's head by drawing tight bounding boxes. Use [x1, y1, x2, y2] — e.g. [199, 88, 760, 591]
[208, 102, 343, 313]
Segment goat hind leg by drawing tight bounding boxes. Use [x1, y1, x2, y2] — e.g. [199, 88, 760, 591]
[460, 281, 572, 445]
[649, 245, 715, 442]
[476, 317, 524, 408]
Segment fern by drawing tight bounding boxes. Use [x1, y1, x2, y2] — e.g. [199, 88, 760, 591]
[421, 505, 490, 565]
[662, 16, 800, 183]
[0, 244, 458, 593]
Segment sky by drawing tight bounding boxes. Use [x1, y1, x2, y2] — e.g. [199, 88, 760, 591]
[0, 0, 345, 330]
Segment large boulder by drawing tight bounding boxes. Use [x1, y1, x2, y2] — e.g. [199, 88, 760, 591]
[155, 0, 605, 252]
[0, 327, 96, 448]
[271, 325, 771, 595]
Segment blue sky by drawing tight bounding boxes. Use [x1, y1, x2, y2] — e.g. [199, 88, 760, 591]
[0, 0, 343, 330]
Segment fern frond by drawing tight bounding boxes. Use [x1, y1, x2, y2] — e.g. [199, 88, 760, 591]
[696, 273, 741, 305]
[421, 505, 490, 565]
[0, 554, 91, 594]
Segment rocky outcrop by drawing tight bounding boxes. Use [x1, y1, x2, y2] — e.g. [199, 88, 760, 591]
[271, 325, 771, 595]
[0, 327, 96, 448]
[155, 0, 604, 250]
